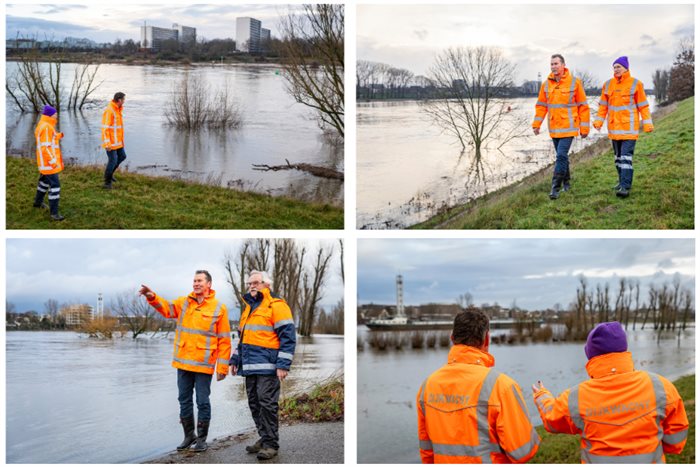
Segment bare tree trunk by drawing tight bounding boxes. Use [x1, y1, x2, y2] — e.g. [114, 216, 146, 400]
[299, 245, 334, 336]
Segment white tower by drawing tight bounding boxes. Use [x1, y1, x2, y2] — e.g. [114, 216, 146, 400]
[96, 293, 104, 319]
[396, 275, 405, 317]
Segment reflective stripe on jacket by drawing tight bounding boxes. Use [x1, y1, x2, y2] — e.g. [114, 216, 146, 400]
[533, 67, 590, 138]
[230, 287, 296, 376]
[35, 114, 64, 175]
[101, 101, 124, 149]
[533, 351, 688, 463]
[417, 345, 540, 464]
[147, 289, 231, 375]
[593, 71, 653, 140]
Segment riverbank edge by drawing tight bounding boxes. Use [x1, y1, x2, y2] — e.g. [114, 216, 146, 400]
[6, 56, 291, 67]
[6, 156, 343, 229]
[280, 373, 344, 423]
[530, 373, 695, 464]
[411, 98, 688, 229]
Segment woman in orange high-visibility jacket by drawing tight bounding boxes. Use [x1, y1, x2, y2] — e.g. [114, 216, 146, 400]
[417, 309, 539, 464]
[101, 92, 127, 189]
[593, 56, 653, 198]
[532, 322, 688, 464]
[34, 105, 65, 221]
[532, 54, 590, 200]
[140, 270, 231, 453]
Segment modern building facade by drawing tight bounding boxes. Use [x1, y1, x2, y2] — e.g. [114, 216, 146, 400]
[236, 17, 262, 53]
[141, 23, 196, 50]
[61, 304, 94, 327]
[173, 23, 196, 43]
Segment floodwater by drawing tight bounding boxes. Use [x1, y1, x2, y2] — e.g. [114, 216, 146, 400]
[356, 96, 656, 228]
[357, 326, 693, 463]
[6, 62, 343, 205]
[6, 331, 343, 463]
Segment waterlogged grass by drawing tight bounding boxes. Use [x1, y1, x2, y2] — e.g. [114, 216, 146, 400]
[6, 156, 343, 229]
[279, 373, 344, 423]
[530, 374, 695, 464]
[415, 97, 694, 229]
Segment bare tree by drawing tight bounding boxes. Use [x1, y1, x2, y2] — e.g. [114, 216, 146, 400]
[456, 292, 474, 309]
[44, 298, 60, 322]
[165, 72, 241, 130]
[652, 68, 670, 104]
[338, 239, 344, 284]
[278, 4, 344, 137]
[571, 69, 597, 93]
[114, 290, 156, 339]
[299, 245, 334, 336]
[422, 46, 526, 156]
[669, 35, 694, 103]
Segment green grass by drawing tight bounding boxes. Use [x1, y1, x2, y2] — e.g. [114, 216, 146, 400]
[6, 157, 343, 229]
[415, 97, 694, 229]
[279, 373, 344, 423]
[530, 374, 695, 464]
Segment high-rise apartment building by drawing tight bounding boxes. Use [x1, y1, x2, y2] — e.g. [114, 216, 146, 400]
[236, 17, 262, 53]
[141, 23, 196, 50]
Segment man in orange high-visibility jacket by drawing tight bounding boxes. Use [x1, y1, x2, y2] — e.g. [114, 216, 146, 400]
[34, 105, 66, 221]
[532, 54, 590, 200]
[593, 56, 653, 198]
[417, 309, 540, 464]
[101, 92, 127, 190]
[139, 270, 231, 453]
[230, 270, 296, 461]
[532, 322, 688, 464]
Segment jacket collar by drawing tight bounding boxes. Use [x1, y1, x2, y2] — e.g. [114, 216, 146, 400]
[243, 287, 272, 305]
[110, 100, 122, 113]
[39, 114, 57, 126]
[187, 288, 216, 303]
[447, 345, 495, 368]
[615, 70, 631, 83]
[548, 67, 570, 83]
[585, 351, 634, 379]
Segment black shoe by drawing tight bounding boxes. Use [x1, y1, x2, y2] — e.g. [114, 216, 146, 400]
[256, 447, 278, 460]
[562, 181, 571, 192]
[103, 183, 113, 190]
[192, 420, 210, 452]
[51, 213, 65, 221]
[616, 187, 630, 198]
[176, 416, 196, 451]
[549, 177, 561, 200]
[33, 202, 49, 209]
[246, 439, 263, 454]
[111, 176, 118, 183]
[612, 183, 621, 190]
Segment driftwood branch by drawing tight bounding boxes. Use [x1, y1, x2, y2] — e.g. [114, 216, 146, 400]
[252, 159, 344, 180]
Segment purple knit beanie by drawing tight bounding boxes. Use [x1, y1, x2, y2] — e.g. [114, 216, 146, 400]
[613, 56, 629, 70]
[42, 105, 57, 116]
[585, 321, 628, 359]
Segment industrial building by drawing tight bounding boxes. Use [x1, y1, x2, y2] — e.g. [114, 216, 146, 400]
[140, 23, 196, 50]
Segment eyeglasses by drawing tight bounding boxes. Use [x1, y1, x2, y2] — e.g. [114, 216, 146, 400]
[246, 280, 262, 287]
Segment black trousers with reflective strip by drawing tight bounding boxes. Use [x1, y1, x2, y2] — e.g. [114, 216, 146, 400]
[34, 173, 61, 215]
[245, 374, 281, 449]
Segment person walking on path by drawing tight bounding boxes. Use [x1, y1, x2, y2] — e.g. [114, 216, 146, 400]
[230, 270, 296, 461]
[101, 92, 127, 190]
[139, 270, 231, 453]
[532, 321, 688, 463]
[34, 104, 65, 221]
[417, 309, 540, 463]
[593, 56, 654, 198]
[532, 54, 590, 200]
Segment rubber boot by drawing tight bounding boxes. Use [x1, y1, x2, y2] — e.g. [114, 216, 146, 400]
[192, 420, 210, 452]
[562, 168, 571, 192]
[549, 175, 562, 200]
[33, 190, 48, 209]
[49, 198, 64, 221]
[177, 416, 196, 451]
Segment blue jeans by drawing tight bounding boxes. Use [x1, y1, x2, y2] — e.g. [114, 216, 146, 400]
[177, 369, 213, 421]
[611, 140, 636, 189]
[104, 147, 127, 182]
[552, 137, 573, 177]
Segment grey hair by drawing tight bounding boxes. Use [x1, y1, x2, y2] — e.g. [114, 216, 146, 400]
[247, 270, 272, 287]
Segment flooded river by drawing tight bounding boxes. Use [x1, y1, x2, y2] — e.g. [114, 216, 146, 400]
[6, 62, 343, 205]
[356, 97, 655, 228]
[6, 331, 343, 463]
[357, 326, 693, 463]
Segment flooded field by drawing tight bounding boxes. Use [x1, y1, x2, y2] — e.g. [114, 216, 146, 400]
[6, 331, 343, 463]
[6, 62, 343, 205]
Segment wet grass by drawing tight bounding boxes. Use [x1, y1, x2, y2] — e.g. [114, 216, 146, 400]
[415, 97, 694, 229]
[6, 156, 343, 229]
[279, 372, 344, 423]
[530, 374, 695, 464]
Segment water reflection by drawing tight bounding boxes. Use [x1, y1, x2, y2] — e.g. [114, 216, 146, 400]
[6, 332, 343, 463]
[6, 62, 343, 205]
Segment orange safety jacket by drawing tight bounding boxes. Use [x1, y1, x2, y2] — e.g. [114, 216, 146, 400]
[533, 351, 688, 463]
[35, 114, 64, 175]
[533, 68, 590, 138]
[593, 71, 653, 140]
[417, 345, 540, 464]
[101, 100, 124, 149]
[147, 289, 231, 376]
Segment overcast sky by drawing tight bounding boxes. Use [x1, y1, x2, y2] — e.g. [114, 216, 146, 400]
[6, 239, 343, 318]
[358, 4, 694, 85]
[358, 239, 695, 310]
[6, 4, 290, 43]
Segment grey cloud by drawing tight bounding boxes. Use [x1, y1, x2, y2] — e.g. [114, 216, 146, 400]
[413, 29, 428, 41]
[672, 23, 694, 37]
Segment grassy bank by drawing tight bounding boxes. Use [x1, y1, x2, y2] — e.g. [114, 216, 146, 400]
[279, 374, 344, 423]
[6, 156, 343, 229]
[530, 374, 695, 464]
[415, 97, 694, 229]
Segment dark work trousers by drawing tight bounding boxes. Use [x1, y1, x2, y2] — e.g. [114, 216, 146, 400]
[245, 374, 281, 449]
[34, 173, 61, 215]
[104, 147, 127, 182]
[177, 369, 213, 421]
[611, 139, 636, 189]
[552, 136, 574, 178]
